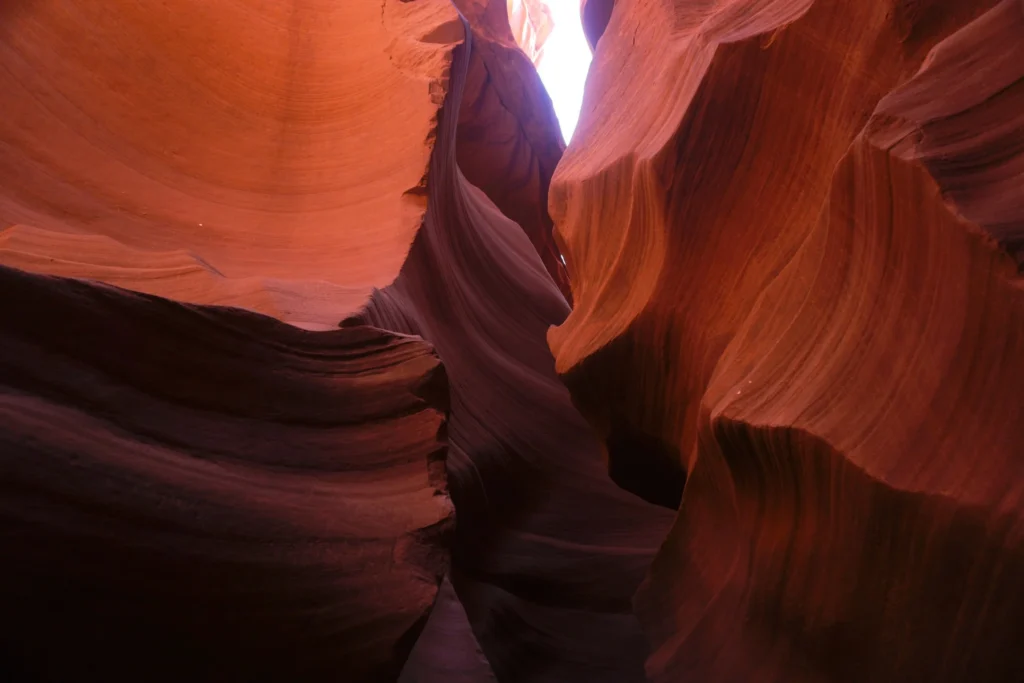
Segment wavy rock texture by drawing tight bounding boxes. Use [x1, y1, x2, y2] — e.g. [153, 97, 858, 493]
[551, 0, 1024, 680]
[0, 265, 451, 681]
[506, 0, 554, 66]
[0, 0, 461, 315]
[4, 0, 1020, 680]
[454, 0, 572, 300]
[0, 225, 363, 330]
[354, 28, 675, 683]
[871, 0, 1024, 266]
[0, 2, 654, 681]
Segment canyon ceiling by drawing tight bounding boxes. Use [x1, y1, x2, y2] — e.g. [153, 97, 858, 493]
[0, 0, 1022, 681]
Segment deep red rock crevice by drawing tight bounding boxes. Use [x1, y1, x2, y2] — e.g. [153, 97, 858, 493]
[352, 21, 675, 681]
[1, 0, 1023, 680]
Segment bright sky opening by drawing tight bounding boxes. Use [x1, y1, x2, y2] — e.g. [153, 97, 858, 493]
[508, 0, 593, 141]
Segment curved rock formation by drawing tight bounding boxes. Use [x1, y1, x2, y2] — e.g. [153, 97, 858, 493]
[0, 266, 451, 681]
[871, 0, 1024, 266]
[0, 0, 461, 309]
[0, 1, 638, 680]
[352, 29, 674, 683]
[0, 0, 569, 311]
[644, 138, 1024, 682]
[3, 0, 1022, 679]
[0, 225, 364, 329]
[454, 0, 571, 300]
[580, 0, 614, 50]
[551, 0, 1024, 680]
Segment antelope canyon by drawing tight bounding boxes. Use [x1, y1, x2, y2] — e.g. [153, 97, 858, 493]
[0, 0, 1021, 682]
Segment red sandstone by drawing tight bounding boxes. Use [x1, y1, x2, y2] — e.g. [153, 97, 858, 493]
[0, 0, 1022, 681]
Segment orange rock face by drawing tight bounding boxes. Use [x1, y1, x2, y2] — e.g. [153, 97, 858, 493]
[0, 0, 462, 318]
[550, 0, 1024, 680]
[1, 0, 1023, 680]
[0, 225, 366, 329]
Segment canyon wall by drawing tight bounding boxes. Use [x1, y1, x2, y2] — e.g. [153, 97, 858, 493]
[0, 0, 462, 679]
[550, 0, 1024, 680]
[0, 0, 1022, 681]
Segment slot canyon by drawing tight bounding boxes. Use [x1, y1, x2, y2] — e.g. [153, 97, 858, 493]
[0, 0, 1022, 681]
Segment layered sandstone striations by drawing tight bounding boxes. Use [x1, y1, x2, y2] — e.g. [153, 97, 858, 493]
[355, 22, 674, 683]
[0, 0, 462, 322]
[0, 5, 465, 676]
[0, 266, 451, 681]
[2, 0, 1021, 680]
[0, 1, 655, 681]
[0, 225, 365, 330]
[454, 0, 572, 299]
[551, 0, 1024, 680]
[0, 0, 569, 312]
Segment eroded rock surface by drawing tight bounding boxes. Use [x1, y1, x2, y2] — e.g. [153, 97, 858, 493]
[0, 266, 451, 681]
[550, 0, 1024, 680]
[0, 225, 365, 330]
[0, 0, 462, 319]
[2, 0, 1022, 680]
[455, 0, 572, 299]
[0, 1, 654, 680]
[354, 29, 674, 683]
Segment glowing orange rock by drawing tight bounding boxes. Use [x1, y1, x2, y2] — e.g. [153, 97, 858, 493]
[550, 0, 1024, 679]
[0, 0, 462, 315]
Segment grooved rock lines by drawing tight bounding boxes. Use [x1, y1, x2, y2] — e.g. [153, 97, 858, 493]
[0, 266, 451, 681]
[356, 24, 673, 682]
[454, 0, 572, 299]
[551, 0, 1024, 680]
[0, 0, 462, 315]
[1, 0, 1022, 681]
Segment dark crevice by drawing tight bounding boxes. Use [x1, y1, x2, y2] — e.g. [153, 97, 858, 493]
[606, 424, 685, 510]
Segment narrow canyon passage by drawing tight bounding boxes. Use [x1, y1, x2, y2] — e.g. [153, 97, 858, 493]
[507, 0, 593, 140]
[0, 0, 1022, 682]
